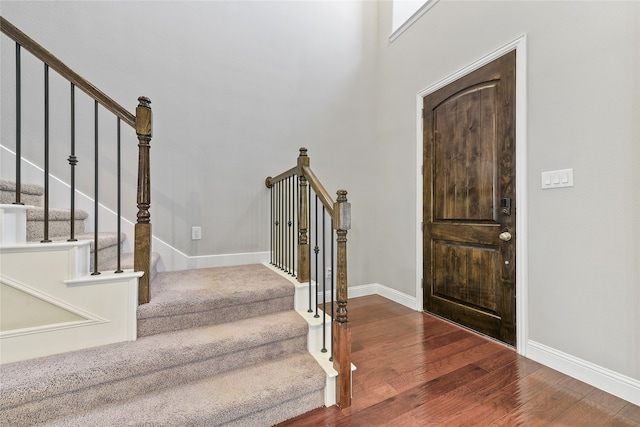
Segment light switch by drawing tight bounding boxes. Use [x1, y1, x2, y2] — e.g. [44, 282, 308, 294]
[541, 169, 573, 189]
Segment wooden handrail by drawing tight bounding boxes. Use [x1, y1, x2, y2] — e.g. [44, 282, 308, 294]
[265, 166, 297, 188]
[0, 16, 136, 128]
[302, 165, 334, 218]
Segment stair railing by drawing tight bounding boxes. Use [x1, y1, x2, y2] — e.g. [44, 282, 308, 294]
[266, 147, 352, 408]
[0, 17, 153, 304]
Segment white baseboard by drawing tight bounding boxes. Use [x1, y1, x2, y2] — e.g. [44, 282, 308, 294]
[152, 236, 270, 271]
[527, 340, 640, 406]
[349, 283, 418, 310]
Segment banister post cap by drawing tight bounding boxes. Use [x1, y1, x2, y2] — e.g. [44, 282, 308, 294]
[137, 96, 151, 108]
[297, 147, 310, 171]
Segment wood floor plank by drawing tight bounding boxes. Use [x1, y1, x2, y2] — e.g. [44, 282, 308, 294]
[276, 295, 640, 426]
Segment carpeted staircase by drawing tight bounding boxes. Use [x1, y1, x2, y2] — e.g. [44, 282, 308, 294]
[0, 180, 328, 425]
[0, 264, 326, 426]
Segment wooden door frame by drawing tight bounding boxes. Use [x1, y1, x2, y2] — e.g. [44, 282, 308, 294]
[415, 35, 528, 355]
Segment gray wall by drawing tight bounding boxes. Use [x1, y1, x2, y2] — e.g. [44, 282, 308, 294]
[1, 0, 638, 388]
[0, 0, 378, 273]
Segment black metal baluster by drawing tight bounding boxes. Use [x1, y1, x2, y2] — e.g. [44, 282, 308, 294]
[115, 118, 123, 273]
[293, 175, 297, 278]
[41, 64, 51, 243]
[270, 184, 273, 265]
[307, 182, 312, 312]
[282, 180, 286, 271]
[275, 181, 280, 269]
[288, 176, 293, 274]
[92, 101, 100, 275]
[314, 195, 320, 319]
[285, 177, 289, 273]
[14, 43, 23, 205]
[321, 205, 327, 353]
[68, 83, 77, 241]
[289, 176, 296, 276]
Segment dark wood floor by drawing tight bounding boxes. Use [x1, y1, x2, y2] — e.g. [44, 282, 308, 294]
[278, 295, 640, 426]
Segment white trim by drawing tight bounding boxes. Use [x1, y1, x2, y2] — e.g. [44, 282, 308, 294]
[527, 340, 640, 406]
[389, 0, 440, 43]
[152, 236, 270, 271]
[350, 283, 417, 309]
[416, 35, 529, 355]
[0, 275, 107, 338]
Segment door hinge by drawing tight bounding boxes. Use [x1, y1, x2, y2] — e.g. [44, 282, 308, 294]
[421, 278, 424, 288]
[421, 164, 424, 175]
[421, 108, 425, 119]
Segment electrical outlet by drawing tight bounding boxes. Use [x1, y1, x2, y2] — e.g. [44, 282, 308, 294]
[326, 268, 332, 279]
[191, 226, 202, 240]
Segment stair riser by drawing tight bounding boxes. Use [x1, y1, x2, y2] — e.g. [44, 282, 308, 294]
[137, 295, 294, 337]
[0, 190, 42, 207]
[0, 336, 307, 426]
[91, 244, 122, 271]
[226, 391, 324, 427]
[26, 220, 86, 241]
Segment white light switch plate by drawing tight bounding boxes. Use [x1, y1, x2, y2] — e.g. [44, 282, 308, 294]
[541, 169, 573, 189]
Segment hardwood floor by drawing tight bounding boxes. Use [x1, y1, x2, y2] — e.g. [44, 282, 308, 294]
[277, 295, 640, 426]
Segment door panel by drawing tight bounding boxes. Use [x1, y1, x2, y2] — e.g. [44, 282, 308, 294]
[423, 51, 516, 346]
[433, 82, 498, 221]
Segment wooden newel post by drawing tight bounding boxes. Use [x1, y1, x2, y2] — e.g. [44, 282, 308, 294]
[333, 189, 352, 408]
[135, 96, 152, 304]
[297, 147, 310, 283]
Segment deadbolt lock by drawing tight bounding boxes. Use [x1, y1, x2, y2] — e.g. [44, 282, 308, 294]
[501, 198, 512, 216]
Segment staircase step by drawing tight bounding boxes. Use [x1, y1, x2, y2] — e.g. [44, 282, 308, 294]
[0, 311, 317, 426]
[25, 206, 89, 240]
[45, 232, 126, 271]
[137, 264, 295, 337]
[45, 353, 325, 427]
[99, 251, 161, 282]
[0, 179, 44, 207]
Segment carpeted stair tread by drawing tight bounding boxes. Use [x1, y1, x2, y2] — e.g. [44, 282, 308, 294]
[44, 352, 325, 427]
[0, 310, 309, 416]
[47, 232, 126, 250]
[139, 264, 294, 318]
[99, 251, 161, 281]
[138, 264, 295, 319]
[25, 207, 89, 241]
[0, 179, 44, 206]
[25, 206, 88, 221]
[136, 264, 296, 337]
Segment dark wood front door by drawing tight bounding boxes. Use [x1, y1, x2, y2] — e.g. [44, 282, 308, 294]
[423, 51, 516, 346]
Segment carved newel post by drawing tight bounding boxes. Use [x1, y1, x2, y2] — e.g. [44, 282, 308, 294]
[333, 189, 352, 408]
[297, 147, 310, 283]
[135, 96, 152, 304]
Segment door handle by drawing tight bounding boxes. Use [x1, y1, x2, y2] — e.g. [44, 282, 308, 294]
[499, 231, 512, 242]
